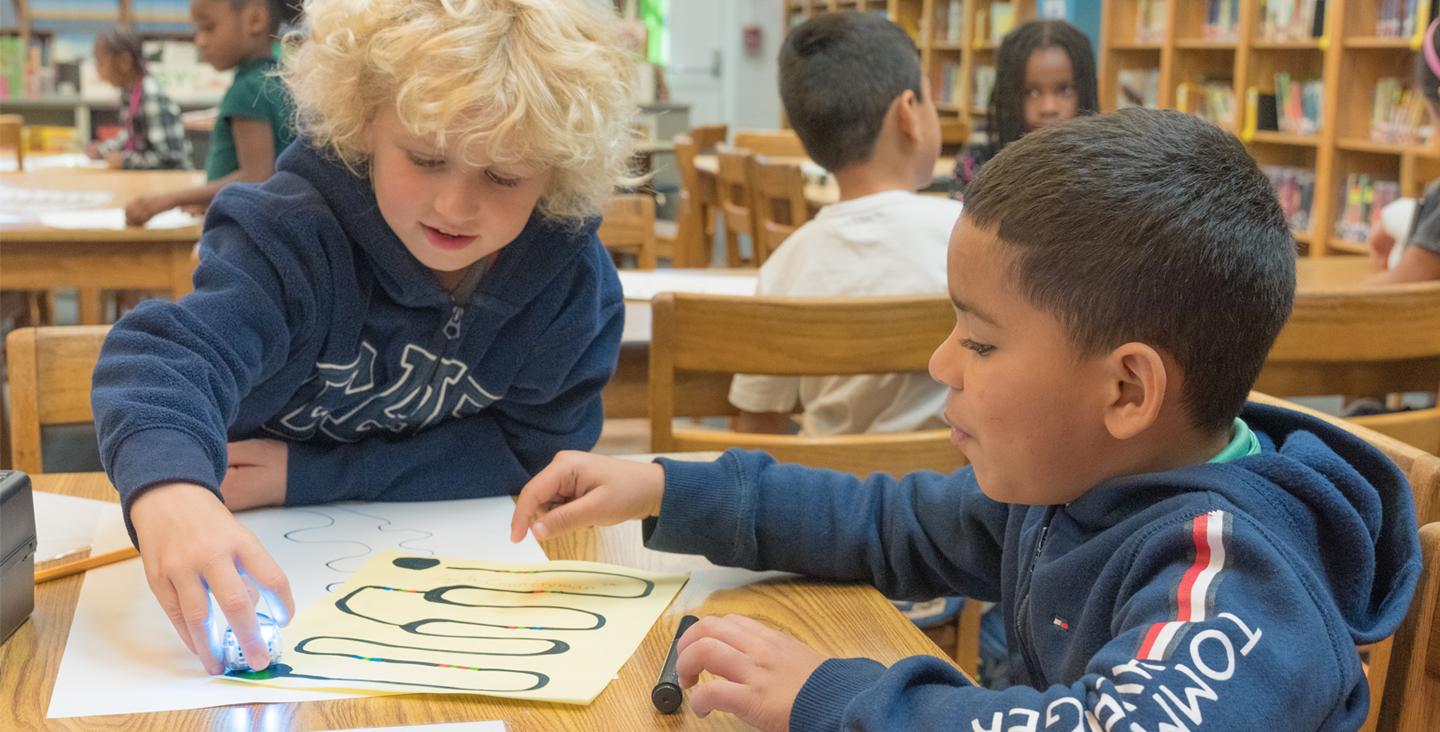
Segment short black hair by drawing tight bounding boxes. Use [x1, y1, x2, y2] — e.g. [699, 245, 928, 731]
[988, 19, 1099, 150]
[778, 11, 922, 173]
[227, 0, 304, 35]
[964, 109, 1296, 435]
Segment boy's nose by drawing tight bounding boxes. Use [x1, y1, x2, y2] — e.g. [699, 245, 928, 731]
[434, 177, 483, 221]
[929, 342, 963, 390]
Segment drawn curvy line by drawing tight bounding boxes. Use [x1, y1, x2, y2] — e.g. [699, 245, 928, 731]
[297, 634, 569, 658]
[439, 566, 657, 599]
[281, 507, 437, 590]
[336, 586, 607, 631]
[226, 662, 548, 693]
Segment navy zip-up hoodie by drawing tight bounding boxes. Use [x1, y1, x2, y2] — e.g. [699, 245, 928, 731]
[645, 403, 1421, 731]
[93, 141, 623, 542]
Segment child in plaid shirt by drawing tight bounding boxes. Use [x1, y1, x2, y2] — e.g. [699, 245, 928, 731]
[87, 29, 193, 171]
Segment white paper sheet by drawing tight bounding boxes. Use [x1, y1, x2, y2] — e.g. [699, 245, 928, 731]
[48, 496, 547, 718]
[617, 270, 759, 300]
[32, 492, 120, 562]
[37, 206, 201, 230]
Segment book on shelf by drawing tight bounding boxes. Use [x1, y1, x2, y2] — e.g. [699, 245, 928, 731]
[1204, 0, 1241, 41]
[1376, 0, 1432, 38]
[1177, 81, 1237, 129]
[1273, 73, 1322, 135]
[991, 3, 1016, 42]
[937, 62, 964, 107]
[1265, 165, 1317, 231]
[975, 7, 990, 46]
[935, 0, 964, 44]
[1260, 0, 1325, 41]
[1136, 0, 1168, 43]
[972, 66, 996, 112]
[1371, 77, 1435, 145]
[1117, 68, 1160, 109]
[1335, 174, 1401, 242]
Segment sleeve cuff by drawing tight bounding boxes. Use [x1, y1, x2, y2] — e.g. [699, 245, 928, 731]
[108, 428, 223, 547]
[790, 657, 887, 732]
[642, 451, 748, 559]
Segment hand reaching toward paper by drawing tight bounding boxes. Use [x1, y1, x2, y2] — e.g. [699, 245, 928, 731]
[510, 450, 666, 542]
[677, 614, 828, 731]
[129, 482, 294, 675]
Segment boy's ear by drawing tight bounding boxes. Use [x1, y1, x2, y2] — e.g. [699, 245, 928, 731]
[1101, 342, 1167, 441]
[243, 2, 270, 36]
[893, 89, 921, 142]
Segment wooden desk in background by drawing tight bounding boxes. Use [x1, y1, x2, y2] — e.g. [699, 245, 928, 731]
[3, 471, 957, 731]
[0, 168, 204, 325]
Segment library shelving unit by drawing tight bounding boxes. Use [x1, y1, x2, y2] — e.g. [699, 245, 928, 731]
[1099, 0, 1440, 256]
[783, 1, 1039, 137]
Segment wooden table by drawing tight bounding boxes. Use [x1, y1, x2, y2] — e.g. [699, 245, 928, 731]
[4, 471, 957, 731]
[1294, 254, 1380, 291]
[0, 168, 205, 325]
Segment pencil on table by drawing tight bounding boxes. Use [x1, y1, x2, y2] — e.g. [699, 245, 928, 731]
[34, 546, 140, 584]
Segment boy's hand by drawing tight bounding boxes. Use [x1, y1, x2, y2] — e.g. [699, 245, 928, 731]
[125, 193, 173, 227]
[1367, 224, 1396, 269]
[129, 482, 295, 676]
[676, 614, 827, 732]
[509, 450, 665, 542]
[221, 438, 289, 511]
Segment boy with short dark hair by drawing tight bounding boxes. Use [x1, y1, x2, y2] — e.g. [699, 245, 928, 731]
[730, 11, 957, 437]
[512, 109, 1422, 732]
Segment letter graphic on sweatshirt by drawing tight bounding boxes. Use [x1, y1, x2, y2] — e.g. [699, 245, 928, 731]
[1136, 510, 1231, 662]
[269, 342, 500, 442]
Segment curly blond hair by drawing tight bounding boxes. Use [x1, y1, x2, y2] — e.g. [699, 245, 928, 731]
[284, 0, 638, 222]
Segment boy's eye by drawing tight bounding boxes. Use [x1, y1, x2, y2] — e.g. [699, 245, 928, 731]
[959, 338, 995, 356]
[486, 170, 521, 188]
[406, 152, 444, 169]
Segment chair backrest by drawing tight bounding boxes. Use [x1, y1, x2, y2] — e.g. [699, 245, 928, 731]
[1376, 522, 1440, 732]
[689, 123, 728, 153]
[715, 144, 756, 266]
[648, 292, 967, 476]
[1255, 281, 1440, 454]
[734, 130, 807, 158]
[1257, 281, 1440, 398]
[6, 326, 111, 474]
[597, 194, 657, 269]
[940, 119, 969, 156]
[749, 155, 810, 266]
[0, 114, 24, 167]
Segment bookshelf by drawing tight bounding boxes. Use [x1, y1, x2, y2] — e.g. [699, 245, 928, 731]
[783, 1, 1041, 141]
[1099, 0, 1440, 256]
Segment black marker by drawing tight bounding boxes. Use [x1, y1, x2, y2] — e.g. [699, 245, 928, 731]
[652, 614, 699, 713]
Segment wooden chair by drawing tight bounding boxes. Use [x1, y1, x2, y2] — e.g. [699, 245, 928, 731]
[597, 194, 658, 269]
[648, 292, 965, 476]
[1376, 521, 1440, 732]
[1254, 280, 1440, 454]
[0, 114, 24, 168]
[6, 326, 111, 474]
[689, 123, 728, 152]
[715, 144, 758, 267]
[940, 119, 970, 157]
[733, 130, 807, 158]
[749, 155, 810, 266]
[648, 291, 977, 670]
[1249, 391, 1440, 732]
[670, 134, 707, 268]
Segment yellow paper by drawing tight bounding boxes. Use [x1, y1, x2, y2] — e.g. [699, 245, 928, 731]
[222, 550, 689, 705]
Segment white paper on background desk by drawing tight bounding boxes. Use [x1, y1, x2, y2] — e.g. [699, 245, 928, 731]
[48, 496, 548, 718]
[617, 269, 759, 300]
[32, 492, 120, 562]
[37, 206, 202, 230]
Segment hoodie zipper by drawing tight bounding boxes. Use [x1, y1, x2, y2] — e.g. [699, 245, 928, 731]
[443, 304, 464, 340]
[1015, 505, 1058, 685]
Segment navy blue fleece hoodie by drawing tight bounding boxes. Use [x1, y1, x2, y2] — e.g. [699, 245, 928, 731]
[93, 141, 623, 542]
[646, 403, 1420, 731]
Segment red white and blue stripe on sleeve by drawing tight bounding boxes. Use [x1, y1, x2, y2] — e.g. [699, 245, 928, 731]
[1136, 509, 1231, 662]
